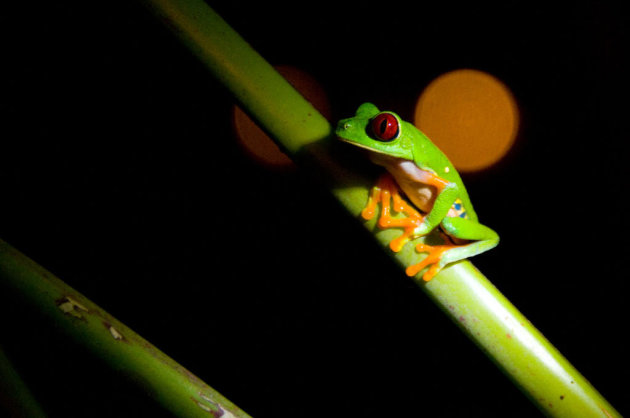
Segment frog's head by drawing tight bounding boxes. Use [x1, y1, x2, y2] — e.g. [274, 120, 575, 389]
[336, 103, 414, 161]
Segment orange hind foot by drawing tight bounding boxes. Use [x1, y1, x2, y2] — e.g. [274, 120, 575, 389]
[406, 243, 454, 282]
[363, 174, 458, 282]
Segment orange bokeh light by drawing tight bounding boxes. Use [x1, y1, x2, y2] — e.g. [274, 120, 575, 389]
[414, 69, 519, 172]
[232, 65, 331, 169]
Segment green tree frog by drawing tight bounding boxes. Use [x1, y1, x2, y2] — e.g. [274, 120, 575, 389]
[336, 103, 499, 281]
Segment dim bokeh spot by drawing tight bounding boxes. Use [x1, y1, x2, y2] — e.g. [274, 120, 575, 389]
[233, 66, 331, 169]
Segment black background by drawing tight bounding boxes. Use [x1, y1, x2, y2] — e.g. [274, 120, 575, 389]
[2, 1, 628, 416]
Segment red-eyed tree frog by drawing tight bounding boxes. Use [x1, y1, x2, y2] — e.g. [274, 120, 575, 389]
[336, 103, 499, 281]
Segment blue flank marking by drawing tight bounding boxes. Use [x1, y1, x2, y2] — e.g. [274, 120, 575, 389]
[452, 199, 467, 219]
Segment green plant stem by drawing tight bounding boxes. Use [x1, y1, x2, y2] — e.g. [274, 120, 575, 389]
[140, 1, 621, 416]
[0, 240, 250, 418]
[0, 344, 47, 418]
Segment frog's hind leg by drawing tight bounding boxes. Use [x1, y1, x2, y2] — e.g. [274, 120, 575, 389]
[439, 218, 499, 268]
[407, 217, 499, 281]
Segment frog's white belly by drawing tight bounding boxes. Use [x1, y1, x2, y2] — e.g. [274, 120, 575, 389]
[370, 154, 437, 213]
[391, 169, 436, 213]
[370, 153, 465, 219]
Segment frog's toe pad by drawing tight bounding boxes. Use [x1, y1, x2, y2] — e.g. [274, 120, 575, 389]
[406, 244, 451, 282]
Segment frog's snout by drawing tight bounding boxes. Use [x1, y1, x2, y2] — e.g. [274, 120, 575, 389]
[335, 119, 353, 136]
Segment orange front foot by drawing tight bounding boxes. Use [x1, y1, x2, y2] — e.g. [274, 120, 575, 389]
[406, 243, 454, 282]
[362, 174, 424, 252]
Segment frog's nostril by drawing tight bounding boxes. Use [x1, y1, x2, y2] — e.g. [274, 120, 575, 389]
[336, 120, 351, 132]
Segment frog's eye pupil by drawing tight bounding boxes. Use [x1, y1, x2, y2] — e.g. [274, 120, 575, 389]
[379, 119, 388, 134]
[371, 113, 399, 141]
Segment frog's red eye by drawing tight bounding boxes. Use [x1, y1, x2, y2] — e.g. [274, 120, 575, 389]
[371, 113, 399, 141]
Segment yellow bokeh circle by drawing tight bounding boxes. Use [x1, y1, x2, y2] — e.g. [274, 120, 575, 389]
[414, 69, 519, 172]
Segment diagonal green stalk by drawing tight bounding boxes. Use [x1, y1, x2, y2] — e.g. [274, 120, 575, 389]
[0, 344, 47, 418]
[0, 240, 250, 418]
[140, 1, 620, 416]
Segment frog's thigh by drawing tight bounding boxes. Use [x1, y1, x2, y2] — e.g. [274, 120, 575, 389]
[440, 217, 498, 241]
[438, 217, 499, 266]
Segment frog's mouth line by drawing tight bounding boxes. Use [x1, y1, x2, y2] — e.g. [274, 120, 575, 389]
[336, 136, 388, 155]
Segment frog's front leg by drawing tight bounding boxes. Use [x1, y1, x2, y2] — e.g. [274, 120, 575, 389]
[362, 174, 424, 252]
[407, 217, 499, 281]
